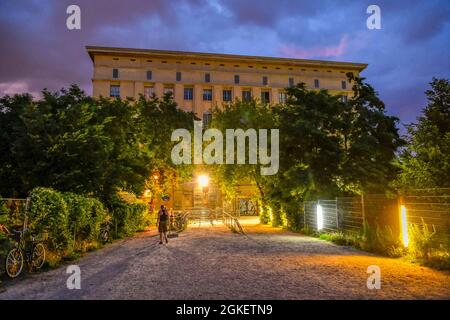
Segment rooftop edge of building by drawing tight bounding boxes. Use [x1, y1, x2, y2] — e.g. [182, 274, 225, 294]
[86, 45, 367, 71]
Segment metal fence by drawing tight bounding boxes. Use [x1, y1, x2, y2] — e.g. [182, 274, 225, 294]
[402, 188, 450, 246]
[301, 190, 450, 247]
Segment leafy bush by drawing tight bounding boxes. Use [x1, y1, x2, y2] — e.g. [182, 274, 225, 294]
[259, 204, 271, 224]
[107, 194, 148, 237]
[63, 192, 109, 243]
[29, 187, 72, 252]
[28, 188, 110, 253]
[408, 219, 437, 260]
[361, 222, 403, 257]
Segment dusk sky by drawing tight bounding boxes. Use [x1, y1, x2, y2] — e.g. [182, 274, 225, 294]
[0, 0, 449, 129]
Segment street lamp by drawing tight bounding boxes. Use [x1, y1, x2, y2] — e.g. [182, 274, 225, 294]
[197, 174, 209, 188]
[197, 174, 210, 208]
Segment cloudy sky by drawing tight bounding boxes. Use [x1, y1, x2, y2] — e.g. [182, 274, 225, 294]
[0, 0, 449, 127]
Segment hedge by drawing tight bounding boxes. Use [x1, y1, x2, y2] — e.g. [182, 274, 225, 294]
[107, 194, 148, 237]
[26, 188, 148, 253]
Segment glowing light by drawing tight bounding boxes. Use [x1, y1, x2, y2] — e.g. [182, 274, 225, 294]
[317, 204, 324, 230]
[197, 174, 209, 188]
[401, 205, 409, 247]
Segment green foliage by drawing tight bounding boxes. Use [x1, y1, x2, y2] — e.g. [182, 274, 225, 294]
[0, 197, 8, 225]
[259, 204, 271, 224]
[28, 187, 72, 251]
[210, 99, 276, 203]
[408, 220, 437, 260]
[28, 187, 112, 253]
[361, 222, 403, 257]
[106, 194, 148, 237]
[63, 192, 108, 242]
[396, 78, 450, 189]
[0, 86, 196, 200]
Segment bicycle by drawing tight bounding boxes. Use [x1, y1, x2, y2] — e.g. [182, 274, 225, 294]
[99, 221, 113, 244]
[4, 226, 46, 278]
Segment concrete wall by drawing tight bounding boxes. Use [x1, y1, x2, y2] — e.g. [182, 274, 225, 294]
[90, 51, 360, 118]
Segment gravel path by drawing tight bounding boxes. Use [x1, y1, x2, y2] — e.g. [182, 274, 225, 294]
[1, 221, 449, 300]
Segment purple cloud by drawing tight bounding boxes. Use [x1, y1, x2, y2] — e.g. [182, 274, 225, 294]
[0, 0, 449, 129]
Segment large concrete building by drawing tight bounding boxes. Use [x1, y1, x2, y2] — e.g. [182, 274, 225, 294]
[86, 46, 367, 214]
[87, 46, 367, 123]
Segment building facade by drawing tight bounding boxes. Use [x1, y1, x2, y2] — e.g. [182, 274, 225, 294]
[87, 46, 367, 123]
[87, 46, 367, 213]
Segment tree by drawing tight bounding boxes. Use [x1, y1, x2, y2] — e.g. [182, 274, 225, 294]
[209, 99, 276, 203]
[0, 86, 196, 201]
[339, 73, 404, 193]
[396, 78, 450, 189]
[210, 76, 402, 229]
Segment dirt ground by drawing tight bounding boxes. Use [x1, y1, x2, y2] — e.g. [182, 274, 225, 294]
[1, 219, 449, 300]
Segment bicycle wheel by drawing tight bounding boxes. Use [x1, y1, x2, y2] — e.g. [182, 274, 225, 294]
[100, 229, 109, 244]
[5, 248, 24, 278]
[32, 243, 46, 270]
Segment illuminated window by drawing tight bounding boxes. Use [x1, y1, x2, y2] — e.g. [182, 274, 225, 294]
[164, 86, 174, 96]
[279, 91, 287, 103]
[203, 89, 213, 101]
[144, 86, 154, 98]
[261, 90, 270, 104]
[223, 89, 232, 102]
[184, 87, 193, 100]
[110, 85, 120, 98]
[242, 90, 252, 102]
[314, 79, 320, 88]
[289, 77, 294, 87]
[203, 111, 212, 127]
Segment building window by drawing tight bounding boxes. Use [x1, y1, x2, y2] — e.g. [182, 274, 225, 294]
[341, 80, 347, 90]
[144, 86, 155, 98]
[314, 79, 320, 88]
[176, 72, 182, 81]
[203, 111, 212, 127]
[184, 87, 193, 100]
[289, 77, 294, 87]
[203, 89, 213, 101]
[205, 73, 211, 83]
[164, 86, 174, 96]
[110, 85, 120, 98]
[146, 70, 152, 80]
[261, 91, 270, 104]
[340, 95, 348, 103]
[223, 89, 232, 102]
[262, 76, 268, 86]
[234, 75, 240, 84]
[279, 91, 287, 103]
[242, 90, 252, 102]
[112, 68, 119, 79]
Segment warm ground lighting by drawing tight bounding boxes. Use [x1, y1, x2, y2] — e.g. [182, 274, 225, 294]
[400, 205, 409, 247]
[197, 174, 209, 188]
[316, 204, 324, 230]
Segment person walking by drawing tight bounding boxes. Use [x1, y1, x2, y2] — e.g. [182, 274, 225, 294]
[157, 205, 169, 244]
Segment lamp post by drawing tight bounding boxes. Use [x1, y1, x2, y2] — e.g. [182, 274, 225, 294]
[197, 174, 209, 207]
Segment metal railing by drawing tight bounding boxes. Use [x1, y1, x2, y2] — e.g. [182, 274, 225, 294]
[222, 210, 245, 235]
